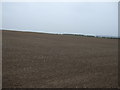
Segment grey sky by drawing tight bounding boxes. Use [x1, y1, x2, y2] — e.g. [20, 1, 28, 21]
[2, 2, 118, 37]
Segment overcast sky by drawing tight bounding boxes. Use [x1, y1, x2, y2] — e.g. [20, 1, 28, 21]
[2, 2, 118, 37]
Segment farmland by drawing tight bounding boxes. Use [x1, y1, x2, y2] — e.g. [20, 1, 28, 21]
[2, 30, 118, 88]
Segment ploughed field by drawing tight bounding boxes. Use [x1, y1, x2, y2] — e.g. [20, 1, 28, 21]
[2, 30, 118, 88]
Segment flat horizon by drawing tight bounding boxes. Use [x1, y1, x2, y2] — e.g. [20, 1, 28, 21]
[1, 29, 119, 38]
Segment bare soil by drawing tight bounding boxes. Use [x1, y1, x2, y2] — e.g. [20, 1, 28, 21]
[2, 30, 118, 88]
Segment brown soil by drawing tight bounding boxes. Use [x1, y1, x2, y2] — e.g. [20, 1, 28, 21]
[2, 30, 118, 88]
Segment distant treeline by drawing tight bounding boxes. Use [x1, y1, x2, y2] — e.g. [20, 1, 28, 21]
[62, 34, 119, 39]
[2, 29, 119, 39]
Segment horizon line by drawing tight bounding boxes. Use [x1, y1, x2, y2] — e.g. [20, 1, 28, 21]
[1, 29, 119, 39]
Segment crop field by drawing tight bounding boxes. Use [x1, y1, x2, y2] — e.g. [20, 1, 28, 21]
[2, 30, 118, 88]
